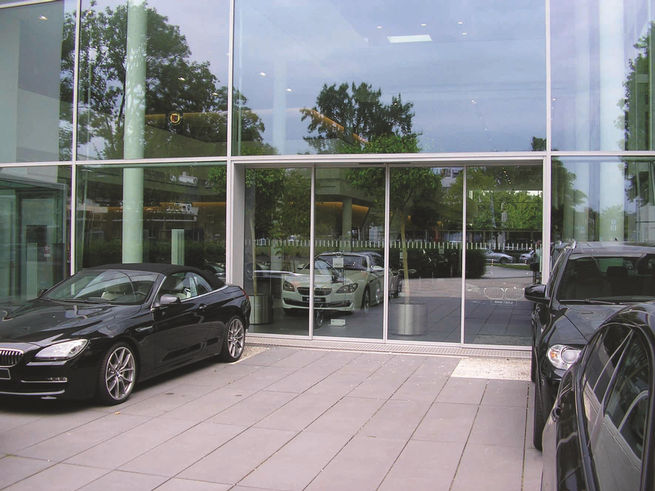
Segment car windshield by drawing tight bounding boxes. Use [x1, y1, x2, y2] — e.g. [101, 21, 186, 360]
[319, 254, 367, 271]
[45, 269, 158, 305]
[557, 254, 655, 303]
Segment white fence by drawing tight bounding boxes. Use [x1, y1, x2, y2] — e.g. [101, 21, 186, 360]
[251, 238, 534, 252]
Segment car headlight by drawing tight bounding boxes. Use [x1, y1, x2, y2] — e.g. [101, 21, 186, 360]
[547, 344, 582, 370]
[35, 339, 88, 360]
[283, 280, 296, 292]
[337, 283, 358, 294]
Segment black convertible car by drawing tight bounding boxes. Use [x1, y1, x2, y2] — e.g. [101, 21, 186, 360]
[0, 263, 250, 404]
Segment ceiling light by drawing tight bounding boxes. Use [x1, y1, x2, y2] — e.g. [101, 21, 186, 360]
[376, 25, 383, 29]
[39, 15, 48, 21]
[178, 77, 186, 81]
[259, 72, 267, 77]
[461, 32, 468, 36]
[420, 23, 427, 27]
[457, 21, 464, 25]
[387, 34, 432, 44]
[286, 88, 293, 92]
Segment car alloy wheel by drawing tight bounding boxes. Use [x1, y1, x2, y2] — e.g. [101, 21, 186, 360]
[98, 343, 136, 405]
[221, 315, 245, 362]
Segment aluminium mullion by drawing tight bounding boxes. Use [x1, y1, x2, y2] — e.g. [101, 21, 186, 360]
[70, 0, 82, 275]
[383, 164, 390, 342]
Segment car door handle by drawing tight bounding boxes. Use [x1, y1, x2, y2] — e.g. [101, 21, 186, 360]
[135, 325, 154, 333]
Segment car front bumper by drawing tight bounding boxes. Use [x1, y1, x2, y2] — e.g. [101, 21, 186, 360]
[0, 347, 101, 400]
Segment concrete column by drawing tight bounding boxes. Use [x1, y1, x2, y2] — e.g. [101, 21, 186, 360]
[598, 161, 625, 241]
[171, 229, 185, 265]
[341, 197, 352, 251]
[122, 0, 147, 263]
[0, 17, 19, 163]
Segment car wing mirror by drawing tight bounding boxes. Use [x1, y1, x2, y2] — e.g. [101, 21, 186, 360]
[524, 284, 548, 304]
[156, 293, 181, 307]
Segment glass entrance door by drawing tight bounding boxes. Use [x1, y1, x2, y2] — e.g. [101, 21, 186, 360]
[388, 166, 464, 342]
[464, 164, 543, 346]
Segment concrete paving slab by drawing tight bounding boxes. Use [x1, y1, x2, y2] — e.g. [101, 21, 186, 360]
[179, 426, 297, 485]
[379, 440, 465, 491]
[0, 345, 540, 490]
[305, 435, 406, 491]
[0, 455, 53, 489]
[78, 470, 167, 490]
[119, 422, 245, 477]
[412, 402, 479, 443]
[3, 463, 108, 491]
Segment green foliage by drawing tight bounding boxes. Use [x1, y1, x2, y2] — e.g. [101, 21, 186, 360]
[301, 82, 420, 154]
[62, 2, 269, 159]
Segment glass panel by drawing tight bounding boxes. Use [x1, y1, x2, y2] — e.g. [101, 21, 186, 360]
[0, 0, 74, 163]
[464, 165, 542, 346]
[0, 165, 71, 310]
[312, 167, 385, 339]
[246, 168, 311, 335]
[552, 1, 655, 151]
[77, 0, 229, 160]
[76, 163, 227, 275]
[234, 0, 546, 155]
[389, 166, 463, 342]
[552, 158, 655, 243]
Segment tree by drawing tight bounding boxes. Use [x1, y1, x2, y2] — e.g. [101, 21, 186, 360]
[61, 1, 271, 159]
[301, 82, 419, 154]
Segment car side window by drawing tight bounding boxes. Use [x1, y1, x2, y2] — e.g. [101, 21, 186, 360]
[191, 273, 213, 295]
[159, 272, 201, 300]
[591, 334, 651, 491]
[581, 325, 630, 435]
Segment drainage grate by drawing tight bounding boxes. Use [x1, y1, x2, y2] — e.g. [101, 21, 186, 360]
[247, 336, 531, 359]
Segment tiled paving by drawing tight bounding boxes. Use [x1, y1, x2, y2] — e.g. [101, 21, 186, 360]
[0, 345, 541, 490]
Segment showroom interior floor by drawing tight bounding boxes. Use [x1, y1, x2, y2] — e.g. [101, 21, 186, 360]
[0, 344, 541, 490]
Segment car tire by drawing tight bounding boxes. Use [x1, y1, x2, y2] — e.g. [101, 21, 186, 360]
[500, 257, 508, 264]
[361, 288, 370, 312]
[97, 342, 137, 405]
[533, 381, 545, 450]
[220, 315, 245, 362]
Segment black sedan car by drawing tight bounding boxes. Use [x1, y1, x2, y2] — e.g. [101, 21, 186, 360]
[525, 242, 655, 449]
[0, 263, 250, 405]
[541, 302, 654, 490]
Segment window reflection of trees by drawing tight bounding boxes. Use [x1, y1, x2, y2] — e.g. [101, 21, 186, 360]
[61, 3, 268, 159]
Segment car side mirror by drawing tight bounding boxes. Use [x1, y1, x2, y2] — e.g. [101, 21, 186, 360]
[157, 294, 181, 307]
[524, 284, 548, 304]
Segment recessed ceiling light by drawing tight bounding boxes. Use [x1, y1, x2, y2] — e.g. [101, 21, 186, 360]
[286, 88, 293, 92]
[420, 23, 427, 27]
[39, 15, 48, 21]
[178, 77, 186, 81]
[259, 72, 267, 77]
[376, 25, 383, 29]
[457, 21, 464, 25]
[387, 34, 432, 44]
[461, 32, 468, 36]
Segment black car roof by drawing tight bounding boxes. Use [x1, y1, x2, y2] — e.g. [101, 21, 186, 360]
[570, 241, 655, 256]
[86, 263, 225, 289]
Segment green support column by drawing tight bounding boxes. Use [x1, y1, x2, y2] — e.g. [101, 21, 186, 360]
[122, 0, 147, 263]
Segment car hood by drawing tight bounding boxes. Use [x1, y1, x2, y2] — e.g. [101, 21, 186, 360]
[0, 298, 139, 346]
[562, 304, 626, 341]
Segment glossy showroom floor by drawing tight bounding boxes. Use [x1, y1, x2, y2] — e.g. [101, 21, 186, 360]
[0, 344, 541, 490]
